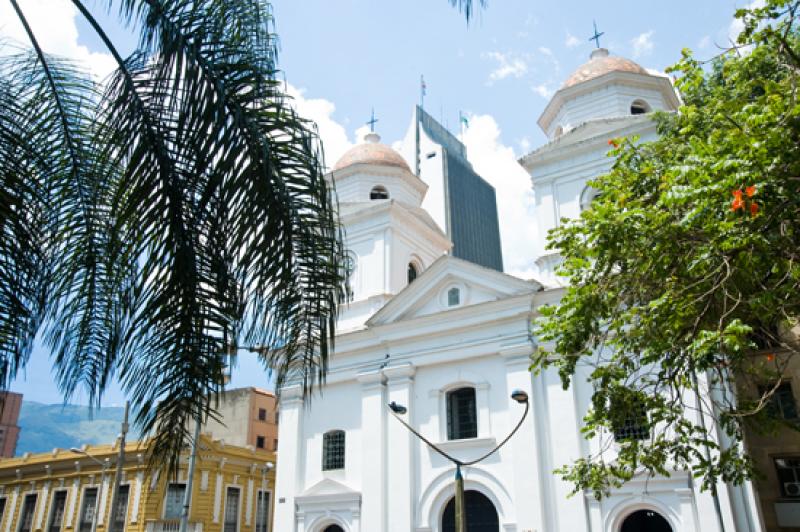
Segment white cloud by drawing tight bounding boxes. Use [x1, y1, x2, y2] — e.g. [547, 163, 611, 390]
[538, 46, 553, 57]
[0, 0, 115, 80]
[630, 30, 655, 59]
[698, 35, 712, 50]
[285, 84, 356, 171]
[482, 51, 528, 84]
[531, 83, 554, 99]
[565, 32, 582, 49]
[460, 114, 538, 278]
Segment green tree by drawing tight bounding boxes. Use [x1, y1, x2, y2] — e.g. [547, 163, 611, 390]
[535, 0, 800, 497]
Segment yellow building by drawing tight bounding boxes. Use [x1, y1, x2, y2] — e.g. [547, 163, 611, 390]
[0, 435, 275, 532]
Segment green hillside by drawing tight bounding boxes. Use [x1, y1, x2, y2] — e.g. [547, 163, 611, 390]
[16, 402, 140, 455]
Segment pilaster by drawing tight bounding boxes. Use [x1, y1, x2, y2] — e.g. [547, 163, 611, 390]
[357, 370, 386, 532]
[384, 363, 416, 531]
[273, 385, 305, 532]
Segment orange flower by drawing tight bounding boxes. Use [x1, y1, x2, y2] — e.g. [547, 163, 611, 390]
[731, 197, 744, 211]
[766, 353, 775, 362]
[745, 185, 756, 197]
[750, 202, 759, 216]
[732, 189, 743, 199]
[608, 139, 618, 148]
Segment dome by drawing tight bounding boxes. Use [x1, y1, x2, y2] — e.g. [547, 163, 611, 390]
[562, 48, 649, 89]
[333, 132, 411, 172]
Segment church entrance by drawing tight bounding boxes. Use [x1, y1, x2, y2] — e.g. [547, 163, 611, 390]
[441, 490, 499, 531]
[321, 525, 344, 532]
[620, 509, 672, 532]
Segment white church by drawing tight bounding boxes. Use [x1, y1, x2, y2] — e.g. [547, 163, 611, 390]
[272, 48, 763, 532]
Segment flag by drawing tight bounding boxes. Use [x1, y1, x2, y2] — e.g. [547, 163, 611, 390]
[460, 111, 469, 128]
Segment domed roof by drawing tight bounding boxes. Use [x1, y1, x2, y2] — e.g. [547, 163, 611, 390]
[562, 48, 649, 89]
[333, 132, 411, 172]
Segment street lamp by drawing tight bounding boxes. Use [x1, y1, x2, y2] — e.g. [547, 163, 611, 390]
[70, 448, 108, 532]
[387, 389, 529, 532]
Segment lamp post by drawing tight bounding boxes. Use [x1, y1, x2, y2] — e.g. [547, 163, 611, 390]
[69, 448, 108, 532]
[387, 389, 530, 532]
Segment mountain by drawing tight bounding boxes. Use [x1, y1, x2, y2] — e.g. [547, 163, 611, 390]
[15, 401, 140, 456]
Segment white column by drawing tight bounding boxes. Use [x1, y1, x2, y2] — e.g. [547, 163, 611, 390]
[213, 473, 223, 524]
[676, 488, 700, 532]
[357, 370, 386, 532]
[543, 365, 590, 532]
[131, 472, 143, 523]
[384, 363, 415, 532]
[4, 487, 19, 532]
[98, 473, 110, 525]
[35, 481, 50, 530]
[66, 479, 79, 528]
[246, 479, 254, 526]
[273, 386, 305, 532]
[501, 345, 544, 532]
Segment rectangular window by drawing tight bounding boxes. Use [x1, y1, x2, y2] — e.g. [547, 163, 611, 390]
[776, 457, 800, 497]
[256, 436, 265, 449]
[611, 393, 650, 442]
[163, 484, 185, 520]
[48, 491, 68, 532]
[18, 494, 37, 532]
[322, 430, 345, 471]
[255, 491, 270, 532]
[78, 488, 97, 532]
[763, 382, 799, 420]
[0, 498, 6, 527]
[273, 439, 278, 451]
[447, 388, 477, 440]
[110, 485, 130, 532]
[258, 409, 267, 422]
[223, 487, 240, 532]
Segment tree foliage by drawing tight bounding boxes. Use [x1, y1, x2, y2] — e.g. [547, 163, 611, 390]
[534, 0, 800, 497]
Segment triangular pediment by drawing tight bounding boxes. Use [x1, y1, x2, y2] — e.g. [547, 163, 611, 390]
[299, 477, 358, 497]
[366, 256, 541, 327]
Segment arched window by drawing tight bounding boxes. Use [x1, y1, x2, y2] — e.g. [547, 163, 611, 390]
[621, 509, 672, 532]
[446, 387, 477, 440]
[323, 526, 345, 532]
[441, 490, 498, 532]
[630, 99, 651, 115]
[447, 287, 460, 307]
[408, 262, 418, 284]
[370, 186, 389, 200]
[322, 430, 345, 470]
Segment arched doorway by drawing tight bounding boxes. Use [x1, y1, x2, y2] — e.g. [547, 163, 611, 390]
[621, 509, 672, 532]
[322, 525, 344, 532]
[441, 490, 499, 531]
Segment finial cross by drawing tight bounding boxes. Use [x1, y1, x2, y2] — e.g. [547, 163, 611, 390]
[589, 20, 605, 49]
[366, 108, 379, 132]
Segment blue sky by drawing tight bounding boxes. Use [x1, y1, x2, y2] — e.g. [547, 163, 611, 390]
[1, 0, 750, 405]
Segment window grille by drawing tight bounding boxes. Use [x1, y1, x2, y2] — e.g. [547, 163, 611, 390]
[255, 492, 270, 532]
[163, 484, 185, 520]
[611, 393, 649, 442]
[322, 430, 346, 470]
[223, 487, 240, 532]
[78, 489, 97, 532]
[776, 457, 800, 497]
[48, 491, 67, 532]
[19, 494, 38, 532]
[447, 387, 477, 440]
[110, 485, 129, 532]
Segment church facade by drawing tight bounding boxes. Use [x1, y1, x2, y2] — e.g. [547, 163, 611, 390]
[272, 49, 764, 532]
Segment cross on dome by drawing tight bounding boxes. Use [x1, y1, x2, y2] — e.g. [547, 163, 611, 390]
[588, 20, 605, 49]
